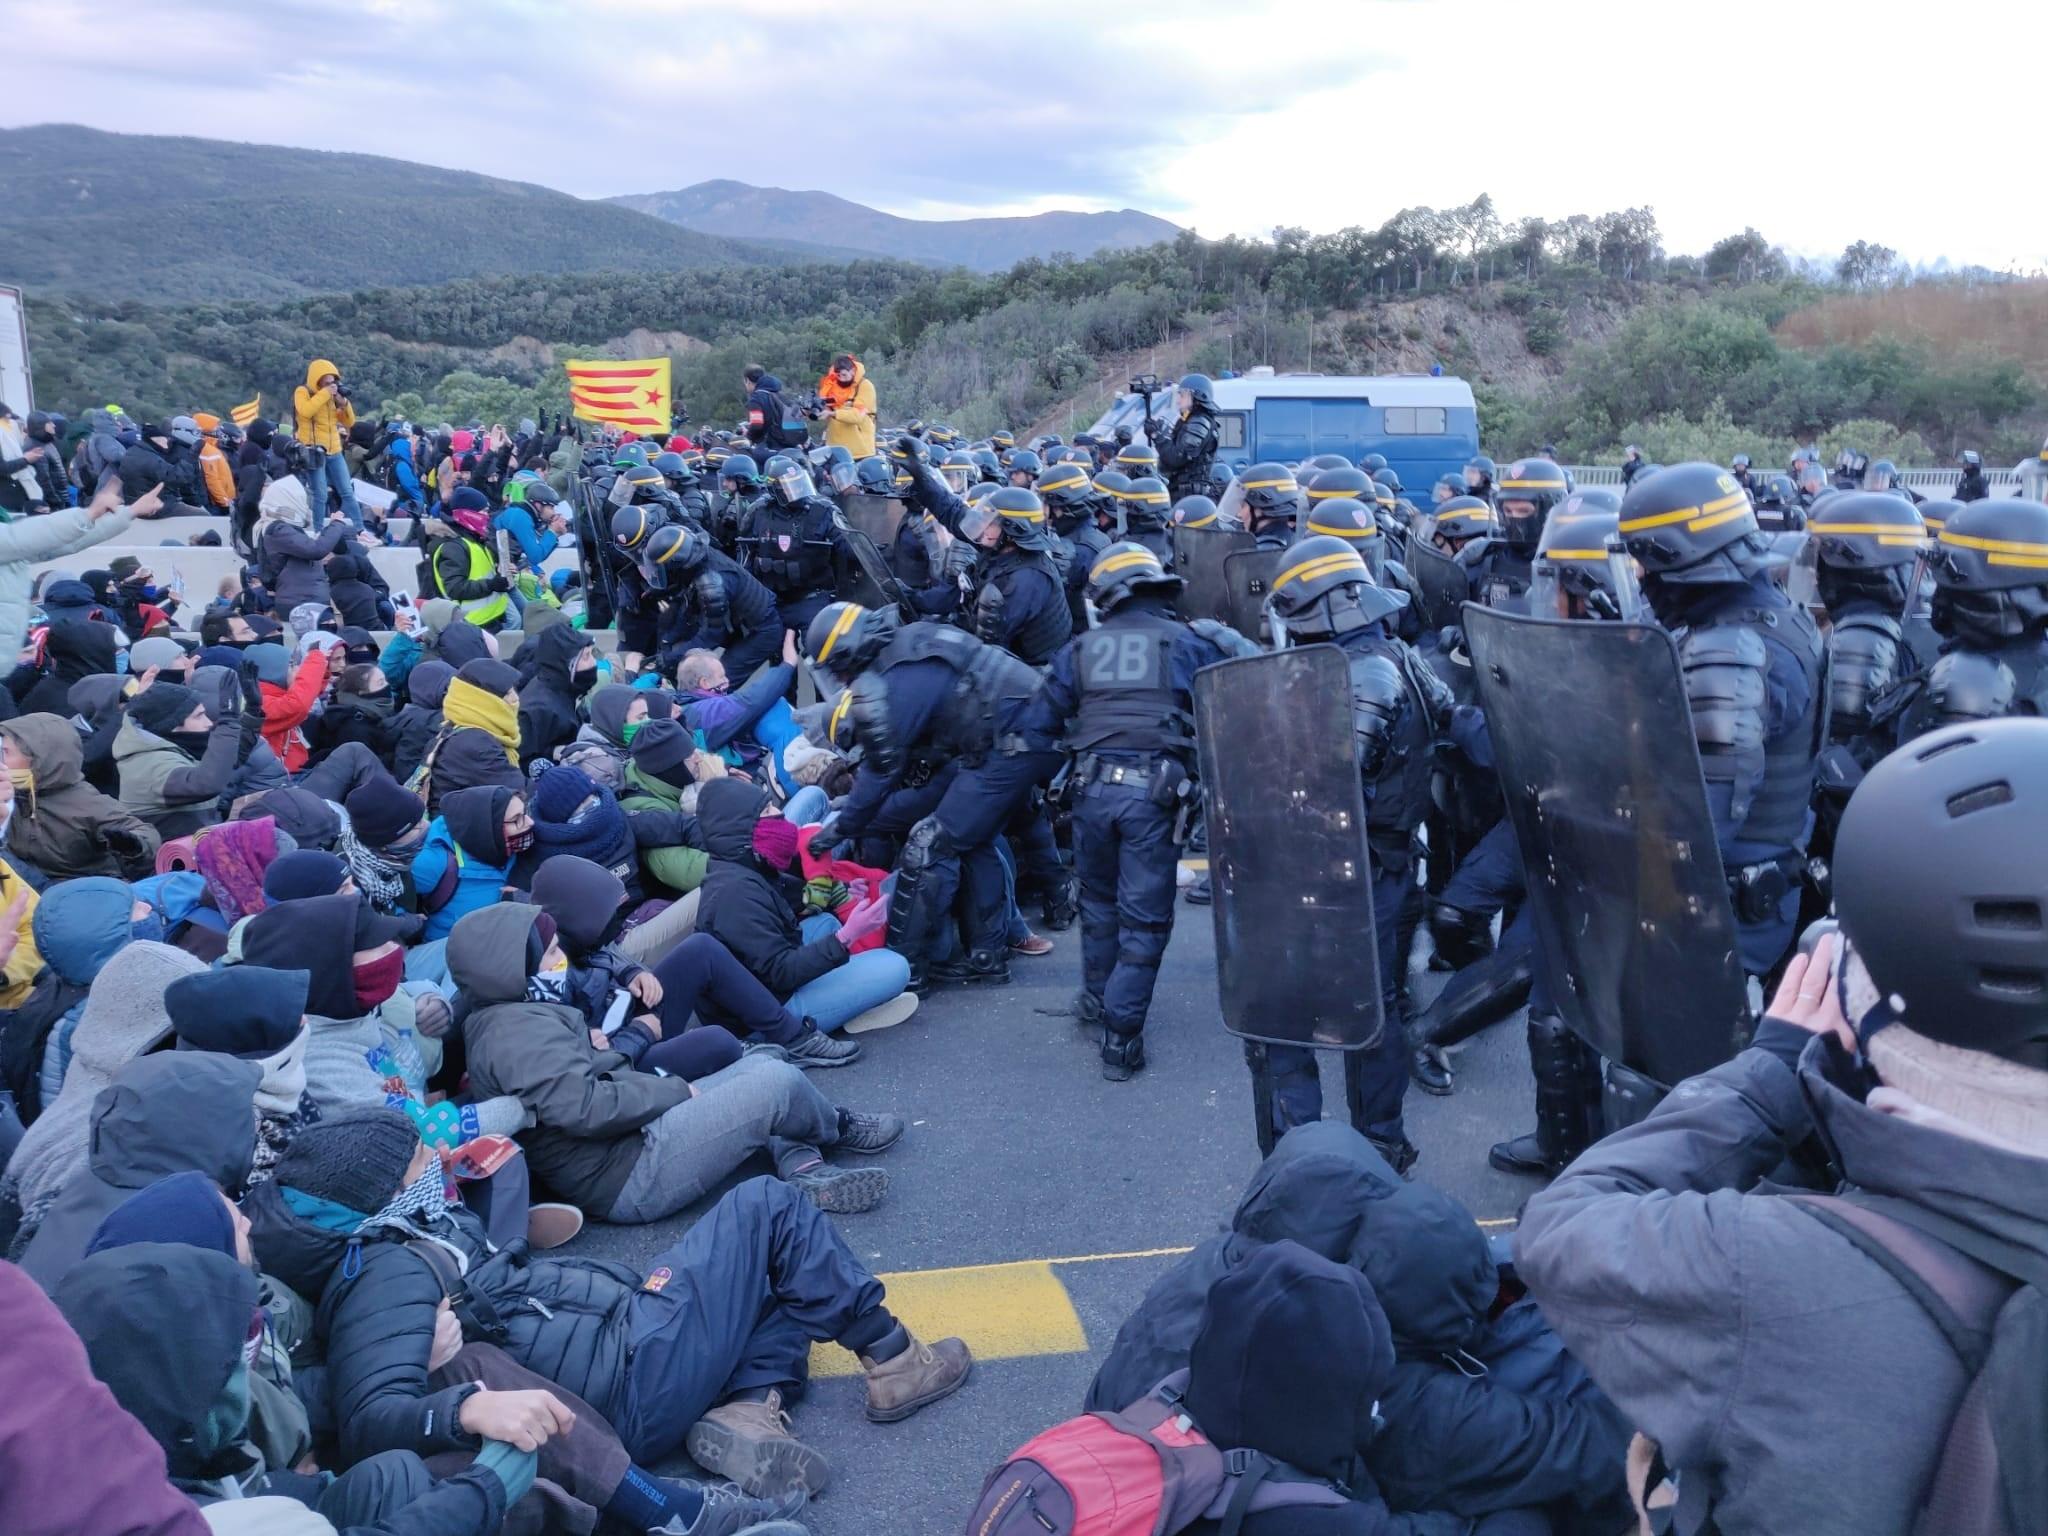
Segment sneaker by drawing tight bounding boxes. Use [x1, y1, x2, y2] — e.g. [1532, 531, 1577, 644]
[859, 1330, 973, 1423]
[835, 1108, 905, 1154]
[783, 1029, 862, 1069]
[649, 1481, 808, 1535]
[685, 1391, 832, 1502]
[785, 1162, 889, 1214]
[526, 1203, 584, 1250]
[741, 1041, 791, 1063]
[1009, 932, 1055, 957]
[843, 993, 919, 1035]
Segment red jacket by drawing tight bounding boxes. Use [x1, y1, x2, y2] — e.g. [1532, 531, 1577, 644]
[260, 650, 331, 773]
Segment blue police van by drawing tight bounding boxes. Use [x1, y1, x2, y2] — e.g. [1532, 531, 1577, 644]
[1090, 370, 1480, 490]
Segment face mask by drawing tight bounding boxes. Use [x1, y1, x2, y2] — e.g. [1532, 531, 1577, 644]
[170, 729, 213, 759]
[7, 767, 32, 794]
[504, 827, 536, 856]
[353, 948, 406, 1011]
[351, 693, 395, 719]
[620, 718, 646, 744]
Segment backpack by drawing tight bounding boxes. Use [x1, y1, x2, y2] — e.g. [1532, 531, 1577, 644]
[964, 1371, 1348, 1536]
[550, 739, 628, 794]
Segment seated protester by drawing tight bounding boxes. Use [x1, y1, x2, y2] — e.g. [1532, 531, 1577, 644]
[517, 762, 695, 923]
[336, 626, 382, 670]
[1088, 1121, 1630, 1530]
[256, 474, 350, 614]
[0, 712, 159, 878]
[0, 1257, 225, 1536]
[413, 785, 529, 944]
[619, 719, 717, 896]
[165, 961, 321, 1186]
[324, 544, 393, 632]
[181, 816, 288, 960]
[310, 663, 398, 767]
[695, 779, 915, 1036]
[56, 1244, 531, 1534]
[244, 1107, 970, 1499]
[187, 664, 288, 807]
[114, 678, 257, 836]
[17, 618, 121, 719]
[11, 876, 133, 1124]
[244, 641, 331, 776]
[340, 774, 429, 915]
[127, 635, 195, 683]
[197, 607, 283, 651]
[66, 672, 130, 796]
[674, 645, 807, 795]
[451, 902, 898, 1219]
[17, 1050, 260, 1288]
[582, 682, 646, 755]
[420, 660, 525, 813]
[391, 658, 453, 784]
[531, 855, 856, 1071]
[516, 628, 598, 769]
[1, 941, 205, 1258]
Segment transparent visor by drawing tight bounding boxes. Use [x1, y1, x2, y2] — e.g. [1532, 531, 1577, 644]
[941, 465, 975, 494]
[958, 502, 998, 543]
[1216, 476, 1248, 526]
[1775, 532, 1819, 607]
[1528, 546, 1645, 621]
[821, 459, 859, 494]
[774, 467, 817, 503]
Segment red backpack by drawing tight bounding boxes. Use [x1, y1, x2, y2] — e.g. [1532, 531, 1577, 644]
[965, 1372, 1349, 1536]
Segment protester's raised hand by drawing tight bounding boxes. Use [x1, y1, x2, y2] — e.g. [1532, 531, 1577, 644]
[1766, 931, 1854, 1052]
[130, 484, 167, 519]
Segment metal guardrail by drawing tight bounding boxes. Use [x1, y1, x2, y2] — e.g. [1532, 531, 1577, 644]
[1562, 466, 2022, 495]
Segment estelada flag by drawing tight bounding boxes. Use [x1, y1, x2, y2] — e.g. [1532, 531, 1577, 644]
[565, 358, 671, 433]
[230, 395, 261, 427]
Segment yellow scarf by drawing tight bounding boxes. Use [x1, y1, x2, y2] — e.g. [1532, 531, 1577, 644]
[442, 678, 520, 762]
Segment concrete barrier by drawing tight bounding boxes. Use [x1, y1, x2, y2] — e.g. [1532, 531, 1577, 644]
[32, 538, 578, 604]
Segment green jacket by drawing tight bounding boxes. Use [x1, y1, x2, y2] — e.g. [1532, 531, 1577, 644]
[619, 761, 710, 893]
[112, 716, 243, 831]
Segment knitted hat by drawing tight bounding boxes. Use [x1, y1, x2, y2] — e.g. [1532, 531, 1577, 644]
[244, 642, 290, 688]
[629, 718, 696, 783]
[167, 966, 309, 1059]
[529, 762, 600, 824]
[456, 658, 521, 697]
[273, 1105, 419, 1217]
[108, 555, 143, 582]
[127, 637, 188, 676]
[263, 850, 348, 903]
[126, 683, 202, 738]
[346, 775, 427, 849]
[245, 615, 284, 639]
[86, 1170, 238, 1260]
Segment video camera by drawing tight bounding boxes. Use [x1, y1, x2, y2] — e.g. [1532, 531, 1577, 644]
[799, 393, 830, 422]
[1128, 372, 1165, 400]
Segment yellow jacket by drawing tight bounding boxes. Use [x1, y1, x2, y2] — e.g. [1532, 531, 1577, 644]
[0, 862, 42, 1009]
[818, 359, 877, 459]
[292, 358, 356, 455]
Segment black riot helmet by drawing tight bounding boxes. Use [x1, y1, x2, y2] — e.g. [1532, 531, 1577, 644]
[1495, 457, 1569, 555]
[926, 423, 960, 447]
[1753, 473, 1798, 513]
[1120, 476, 1172, 530]
[1296, 496, 1386, 579]
[1113, 440, 1161, 477]
[1086, 541, 1184, 615]
[1003, 448, 1044, 484]
[620, 462, 667, 502]
[652, 450, 696, 490]
[1806, 490, 1927, 616]
[1239, 462, 1302, 522]
[1090, 469, 1133, 518]
[990, 429, 1016, 453]
[811, 443, 858, 495]
[521, 481, 562, 513]
[1170, 494, 1239, 532]
[1035, 460, 1097, 514]
[1360, 452, 1390, 476]
[639, 522, 709, 591]
[962, 485, 1054, 552]
[1371, 466, 1404, 497]
[1267, 535, 1408, 641]
[1463, 454, 1497, 498]
[853, 455, 895, 495]
[1434, 473, 1463, 505]
[1928, 498, 2048, 643]
[610, 502, 671, 552]
[1302, 453, 1353, 474]
[805, 601, 900, 677]
[1530, 489, 1640, 621]
[1430, 495, 1497, 549]
[720, 454, 763, 490]
[1205, 462, 1234, 497]
[1177, 373, 1217, 410]
[968, 447, 1002, 484]
[763, 454, 818, 506]
[1618, 463, 1774, 591]
[1304, 466, 1375, 506]
[1834, 717, 2048, 1066]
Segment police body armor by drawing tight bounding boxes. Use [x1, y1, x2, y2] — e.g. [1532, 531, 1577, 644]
[857, 623, 1044, 772]
[1825, 611, 1905, 743]
[1471, 542, 1534, 614]
[1061, 522, 1111, 628]
[1067, 610, 1193, 767]
[974, 549, 1073, 665]
[1675, 599, 1825, 849]
[744, 497, 836, 597]
[1348, 640, 1451, 872]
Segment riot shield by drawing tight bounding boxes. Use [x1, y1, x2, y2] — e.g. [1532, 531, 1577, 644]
[1402, 532, 1470, 631]
[836, 493, 905, 552]
[1220, 547, 1285, 641]
[1462, 605, 1751, 1086]
[1194, 645, 1382, 1053]
[1172, 527, 1255, 623]
[832, 510, 911, 615]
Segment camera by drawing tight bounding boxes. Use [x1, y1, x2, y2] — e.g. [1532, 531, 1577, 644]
[1128, 373, 1164, 398]
[800, 393, 829, 422]
[333, 381, 352, 401]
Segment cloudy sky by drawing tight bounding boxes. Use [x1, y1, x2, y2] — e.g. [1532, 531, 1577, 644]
[6, 0, 2039, 269]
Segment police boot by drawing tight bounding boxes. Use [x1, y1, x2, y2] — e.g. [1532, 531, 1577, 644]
[1368, 1135, 1419, 1178]
[1408, 1039, 1455, 1096]
[1183, 871, 1212, 906]
[1428, 900, 1495, 969]
[1040, 870, 1079, 932]
[1101, 1031, 1146, 1083]
[928, 947, 1012, 987]
[1411, 946, 1534, 1051]
[1488, 1012, 1599, 1177]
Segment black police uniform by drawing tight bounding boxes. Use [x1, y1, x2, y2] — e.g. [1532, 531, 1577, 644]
[740, 492, 847, 635]
[1151, 407, 1221, 502]
[654, 545, 783, 679]
[970, 545, 1073, 666]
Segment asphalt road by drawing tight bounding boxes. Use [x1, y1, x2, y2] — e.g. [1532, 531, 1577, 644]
[570, 878, 1540, 1533]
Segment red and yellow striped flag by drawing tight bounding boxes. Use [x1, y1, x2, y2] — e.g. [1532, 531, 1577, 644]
[230, 395, 261, 428]
[565, 358, 672, 433]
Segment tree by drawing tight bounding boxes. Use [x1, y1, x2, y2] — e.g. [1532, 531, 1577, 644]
[1704, 228, 1787, 285]
[1835, 240, 1901, 291]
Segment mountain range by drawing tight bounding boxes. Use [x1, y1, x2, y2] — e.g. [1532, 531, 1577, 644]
[610, 179, 1182, 271]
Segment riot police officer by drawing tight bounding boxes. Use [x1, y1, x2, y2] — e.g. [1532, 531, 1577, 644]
[1168, 494, 1240, 534]
[606, 501, 673, 656]
[1041, 460, 1111, 631]
[1031, 544, 1258, 1079]
[1619, 463, 1824, 976]
[641, 521, 784, 678]
[1751, 473, 1805, 532]
[959, 488, 1073, 666]
[711, 452, 767, 555]
[1472, 456, 1568, 611]
[739, 454, 850, 637]
[1238, 462, 1303, 548]
[652, 450, 713, 524]
[1464, 454, 1498, 502]
[1149, 373, 1222, 501]
[1113, 441, 1160, 480]
[806, 603, 1064, 990]
[1832, 448, 1868, 492]
[1118, 477, 1175, 563]
[1729, 452, 1753, 492]
[1953, 449, 1991, 503]
[1262, 537, 1456, 1171]
[1001, 448, 1044, 488]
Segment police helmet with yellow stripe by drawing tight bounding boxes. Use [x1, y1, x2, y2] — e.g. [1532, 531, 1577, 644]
[1266, 534, 1407, 640]
[1533, 489, 1629, 610]
[1239, 462, 1302, 516]
[960, 484, 1054, 552]
[1431, 495, 1496, 545]
[1113, 441, 1160, 476]
[1618, 462, 1770, 584]
[1086, 540, 1184, 614]
[1121, 476, 1172, 527]
[1170, 494, 1240, 532]
[804, 601, 900, 677]
[1304, 466, 1374, 504]
[638, 523, 709, 592]
[610, 502, 672, 551]
[1807, 490, 1928, 571]
[1035, 460, 1098, 511]
[1295, 496, 1385, 578]
[1495, 457, 1568, 554]
[1929, 497, 2048, 596]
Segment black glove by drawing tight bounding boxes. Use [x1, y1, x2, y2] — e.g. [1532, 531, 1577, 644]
[1142, 416, 1160, 442]
[488, 575, 512, 593]
[892, 435, 921, 462]
[237, 659, 264, 715]
[1114, 426, 1134, 446]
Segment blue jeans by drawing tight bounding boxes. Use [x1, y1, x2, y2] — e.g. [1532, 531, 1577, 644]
[786, 914, 911, 1032]
[754, 699, 806, 798]
[992, 838, 1033, 946]
[781, 784, 828, 829]
[305, 448, 363, 531]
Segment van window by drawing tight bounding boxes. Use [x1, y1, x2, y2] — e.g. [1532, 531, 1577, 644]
[1217, 413, 1247, 451]
[1384, 406, 1449, 435]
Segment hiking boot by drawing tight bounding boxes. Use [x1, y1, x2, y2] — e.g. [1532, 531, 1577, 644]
[843, 993, 919, 1034]
[859, 1330, 973, 1423]
[526, 1202, 584, 1251]
[835, 1108, 905, 1154]
[783, 1029, 862, 1069]
[929, 948, 1011, 987]
[1039, 873, 1079, 932]
[784, 1162, 889, 1214]
[1101, 1033, 1146, 1083]
[1009, 931, 1054, 956]
[649, 1481, 808, 1535]
[685, 1391, 831, 1501]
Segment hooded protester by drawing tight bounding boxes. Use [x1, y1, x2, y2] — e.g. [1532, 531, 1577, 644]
[56, 1243, 527, 1531]
[325, 543, 393, 631]
[0, 711, 160, 878]
[582, 683, 643, 752]
[114, 677, 256, 835]
[618, 720, 713, 895]
[413, 785, 528, 942]
[393, 659, 454, 784]
[165, 963, 319, 1184]
[420, 660, 525, 813]
[10, 876, 132, 1121]
[255, 475, 349, 612]
[17, 1050, 260, 1288]
[1088, 1121, 1630, 1529]
[193, 815, 286, 926]
[0, 941, 205, 1254]
[386, 430, 425, 508]
[518, 762, 646, 904]
[19, 617, 120, 717]
[516, 627, 597, 767]
[341, 774, 430, 914]
[314, 662, 399, 764]
[66, 672, 128, 795]
[293, 358, 362, 528]
[816, 354, 877, 459]
[189, 663, 291, 806]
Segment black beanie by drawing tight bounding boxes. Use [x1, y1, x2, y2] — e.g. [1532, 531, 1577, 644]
[273, 1105, 419, 1217]
[166, 966, 309, 1058]
[346, 774, 427, 850]
[127, 683, 202, 738]
[629, 717, 696, 787]
[457, 658, 521, 697]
